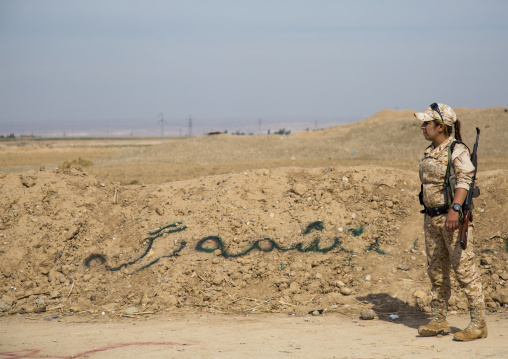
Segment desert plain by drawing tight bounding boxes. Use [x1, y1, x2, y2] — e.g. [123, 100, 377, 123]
[1, 107, 507, 358]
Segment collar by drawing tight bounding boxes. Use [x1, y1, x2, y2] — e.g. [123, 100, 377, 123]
[424, 136, 455, 156]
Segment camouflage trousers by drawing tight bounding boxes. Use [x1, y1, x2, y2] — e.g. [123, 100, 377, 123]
[424, 214, 484, 308]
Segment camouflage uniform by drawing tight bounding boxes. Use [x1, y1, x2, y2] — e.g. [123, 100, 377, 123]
[419, 136, 484, 309]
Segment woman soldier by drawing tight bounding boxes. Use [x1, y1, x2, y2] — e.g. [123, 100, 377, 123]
[415, 103, 487, 341]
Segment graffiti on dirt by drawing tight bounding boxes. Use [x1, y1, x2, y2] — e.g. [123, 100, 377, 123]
[84, 221, 386, 273]
[84, 222, 187, 273]
[195, 221, 355, 258]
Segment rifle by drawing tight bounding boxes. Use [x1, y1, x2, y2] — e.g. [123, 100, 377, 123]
[459, 127, 480, 250]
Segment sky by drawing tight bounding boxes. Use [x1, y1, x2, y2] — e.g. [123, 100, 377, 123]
[0, 0, 507, 136]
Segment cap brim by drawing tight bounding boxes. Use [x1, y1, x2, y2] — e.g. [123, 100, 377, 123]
[414, 112, 433, 122]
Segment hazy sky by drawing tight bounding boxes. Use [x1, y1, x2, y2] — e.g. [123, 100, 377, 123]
[1, 0, 507, 135]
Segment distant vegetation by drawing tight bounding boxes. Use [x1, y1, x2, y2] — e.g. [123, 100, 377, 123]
[227, 128, 292, 136]
[273, 128, 291, 135]
[59, 158, 94, 169]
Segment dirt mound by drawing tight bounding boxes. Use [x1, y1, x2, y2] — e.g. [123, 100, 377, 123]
[1, 107, 507, 318]
[1, 166, 507, 317]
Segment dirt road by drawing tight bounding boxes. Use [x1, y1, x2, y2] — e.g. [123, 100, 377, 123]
[1, 312, 507, 359]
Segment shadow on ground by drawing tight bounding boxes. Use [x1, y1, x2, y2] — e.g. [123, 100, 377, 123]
[356, 293, 430, 330]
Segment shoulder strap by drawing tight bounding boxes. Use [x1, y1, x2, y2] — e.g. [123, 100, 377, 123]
[444, 141, 463, 208]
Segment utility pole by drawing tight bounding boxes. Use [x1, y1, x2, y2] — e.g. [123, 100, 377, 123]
[258, 118, 262, 134]
[157, 113, 166, 143]
[188, 116, 193, 137]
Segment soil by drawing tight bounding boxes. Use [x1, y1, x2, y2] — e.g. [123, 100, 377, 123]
[1, 107, 507, 358]
[1, 312, 508, 358]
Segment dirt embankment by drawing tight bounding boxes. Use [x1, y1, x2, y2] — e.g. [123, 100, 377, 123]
[1, 106, 507, 319]
[1, 165, 507, 318]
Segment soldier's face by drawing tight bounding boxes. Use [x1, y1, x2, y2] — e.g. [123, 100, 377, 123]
[420, 121, 441, 141]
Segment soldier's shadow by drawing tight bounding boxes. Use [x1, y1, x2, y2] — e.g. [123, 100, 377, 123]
[355, 293, 461, 333]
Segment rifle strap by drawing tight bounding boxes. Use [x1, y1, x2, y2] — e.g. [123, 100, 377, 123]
[443, 141, 458, 208]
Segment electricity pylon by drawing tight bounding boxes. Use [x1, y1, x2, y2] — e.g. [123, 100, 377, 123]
[157, 113, 167, 143]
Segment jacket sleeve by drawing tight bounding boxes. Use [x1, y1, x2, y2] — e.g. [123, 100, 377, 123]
[451, 144, 475, 191]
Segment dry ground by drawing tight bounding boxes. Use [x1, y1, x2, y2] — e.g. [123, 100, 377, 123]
[1, 312, 508, 359]
[1, 107, 507, 358]
[1, 107, 507, 184]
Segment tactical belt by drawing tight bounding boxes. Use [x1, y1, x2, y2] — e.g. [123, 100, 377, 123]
[420, 205, 449, 217]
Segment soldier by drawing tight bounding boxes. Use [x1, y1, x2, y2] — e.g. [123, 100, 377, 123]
[415, 103, 487, 341]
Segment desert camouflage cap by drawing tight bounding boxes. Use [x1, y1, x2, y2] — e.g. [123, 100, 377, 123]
[415, 103, 457, 126]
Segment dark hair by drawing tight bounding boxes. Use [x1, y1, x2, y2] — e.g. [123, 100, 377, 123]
[454, 119, 462, 142]
[431, 119, 462, 142]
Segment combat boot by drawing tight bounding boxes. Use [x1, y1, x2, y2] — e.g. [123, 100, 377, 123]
[418, 301, 451, 337]
[454, 304, 488, 341]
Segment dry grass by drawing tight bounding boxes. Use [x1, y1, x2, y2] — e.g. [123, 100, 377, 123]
[2, 107, 506, 184]
[0, 138, 159, 172]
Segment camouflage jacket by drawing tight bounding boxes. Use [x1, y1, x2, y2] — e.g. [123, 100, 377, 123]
[419, 136, 475, 208]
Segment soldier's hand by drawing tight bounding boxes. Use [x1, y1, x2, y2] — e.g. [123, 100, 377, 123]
[445, 210, 460, 232]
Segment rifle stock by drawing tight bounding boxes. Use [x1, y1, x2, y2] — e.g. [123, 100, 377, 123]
[459, 127, 480, 250]
[459, 209, 472, 250]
